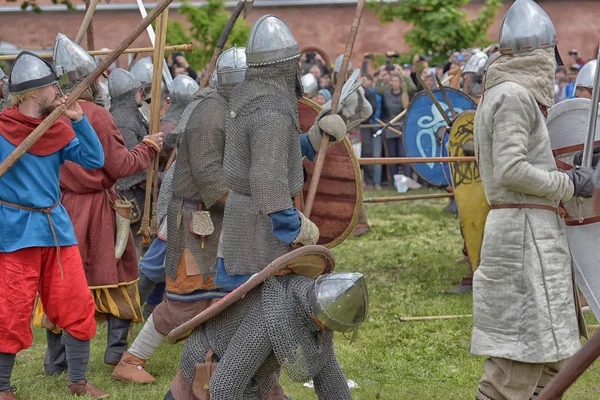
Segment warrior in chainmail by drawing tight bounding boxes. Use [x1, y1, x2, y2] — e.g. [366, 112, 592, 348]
[219, 15, 346, 283]
[166, 272, 368, 400]
[111, 48, 245, 384]
[130, 57, 153, 123]
[109, 68, 150, 253]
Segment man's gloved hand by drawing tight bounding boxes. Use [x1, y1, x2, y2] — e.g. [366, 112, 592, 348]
[572, 144, 600, 166]
[293, 211, 320, 246]
[565, 166, 595, 198]
[308, 111, 346, 152]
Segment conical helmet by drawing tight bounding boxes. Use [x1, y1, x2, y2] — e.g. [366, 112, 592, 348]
[170, 74, 199, 104]
[498, 0, 557, 55]
[308, 272, 368, 333]
[463, 51, 488, 75]
[130, 57, 153, 86]
[53, 33, 96, 85]
[576, 60, 597, 90]
[246, 15, 300, 67]
[217, 46, 247, 86]
[333, 54, 353, 74]
[108, 68, 142, 99]
[9, 51, 58, 95]
[301, 73, 318, 97]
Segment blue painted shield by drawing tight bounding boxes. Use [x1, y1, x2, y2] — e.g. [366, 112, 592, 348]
[403, 88, 476, 186]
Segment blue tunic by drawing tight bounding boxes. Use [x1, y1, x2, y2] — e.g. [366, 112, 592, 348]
[0, 115, 104, 252]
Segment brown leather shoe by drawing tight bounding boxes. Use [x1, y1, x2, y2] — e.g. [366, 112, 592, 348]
[352, 224, 371, 237]
[0, 388, 16, 399]
[67, 380, 109, 399]
[111, 352, 156, 384]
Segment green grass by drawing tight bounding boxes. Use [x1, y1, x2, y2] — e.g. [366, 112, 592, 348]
[10, 189, 600, 399]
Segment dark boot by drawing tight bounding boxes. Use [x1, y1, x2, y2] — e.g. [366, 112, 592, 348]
[164, 390, 175, 400]
[137, 272, 156, 307]
[67, 380, 109, 399]
[105, 315, 131, 365]
[44, 330, 67, 376]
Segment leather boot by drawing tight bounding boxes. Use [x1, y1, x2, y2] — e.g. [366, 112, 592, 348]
[137, 272, 156, 307]
[105, 315, 131, 365]
[111, 352, 156, 383]
[44, 330, 67, 376]
[67, 380, 109, 399]
[352, 207, 371, 237]
[0, 388, 16, 400]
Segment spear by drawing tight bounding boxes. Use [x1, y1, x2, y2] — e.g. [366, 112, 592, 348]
[303, 0, 367, 218]
[0, 0, 175, 179]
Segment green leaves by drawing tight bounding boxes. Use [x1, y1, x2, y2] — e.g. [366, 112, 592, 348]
[368, 0, 502, 62]
[7, 0, 75, 13]
[165, 0, 250, 71]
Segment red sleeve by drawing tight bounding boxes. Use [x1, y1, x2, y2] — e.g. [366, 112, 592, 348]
[85, 103, 157, 180]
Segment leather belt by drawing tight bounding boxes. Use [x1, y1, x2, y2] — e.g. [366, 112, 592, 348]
[172, 194, 204, 210]
[0, 199, 64, 279]
[490, 203, 565, 217]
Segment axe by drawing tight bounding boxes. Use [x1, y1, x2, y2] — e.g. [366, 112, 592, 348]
[135, 0, 173, 91]
[75, 0, 111, 48]
[200, 0, 254, 88]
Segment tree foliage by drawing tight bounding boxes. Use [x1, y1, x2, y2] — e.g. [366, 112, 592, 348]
[165, 0, 250, 72]
[368, 0, 502, 61]
[7, 0, 74, 13]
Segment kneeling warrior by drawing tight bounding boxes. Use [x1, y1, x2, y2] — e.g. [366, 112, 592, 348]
[167, 273, 368, 400]
[0, 51, 106, 399]
[38, 34, 164, 374]
[471, 1, 593, 399]
[112, 47, 246, 384]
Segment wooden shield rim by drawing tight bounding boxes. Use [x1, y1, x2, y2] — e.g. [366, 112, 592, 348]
[402, 87, 477, 187]
[298, 96, 363, 248]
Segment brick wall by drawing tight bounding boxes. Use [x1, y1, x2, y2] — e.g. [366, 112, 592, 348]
[0, 0, 598, 68]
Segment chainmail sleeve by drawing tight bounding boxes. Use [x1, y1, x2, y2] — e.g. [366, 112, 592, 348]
[185, 97, 228, 208]
[249, 111, 297, 214]
[313, 342, 352, 400]
[157, 161, 175, 226]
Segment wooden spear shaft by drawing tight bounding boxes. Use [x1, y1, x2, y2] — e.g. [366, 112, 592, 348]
[363, 193, 454, 203]
[303, 0, 366, 218]
[75, 0, 99, 45]
[0, 0, 175, 179]
[359, 157, 475, 165]
[0, 43, 193, 61]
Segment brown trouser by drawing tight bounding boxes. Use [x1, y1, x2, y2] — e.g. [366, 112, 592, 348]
[478, 357, 567, 400]
[152, 298, 212, 336]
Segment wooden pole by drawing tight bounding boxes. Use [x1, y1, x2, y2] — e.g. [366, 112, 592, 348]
[0, 43, 194, 61]
[363, 193, 454, 204]
[75, 0, 99, 45]
[0, 0, 175, 179]
[303, 0, 366, 218]
[138, 7, 169, 244]
[375, 117, 402, 136]
[359, 157, 475, 165]
[400, 315, 472, 322]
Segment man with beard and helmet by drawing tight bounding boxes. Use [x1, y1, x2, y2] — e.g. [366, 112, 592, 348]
[0, 51, 106, 399]
[130, 56, 153, 123]
[35, 33, 164, 377]
[166, 272, 368, 400]
[462, 50, 488, 104]
[471, 1, 594, 399]
[109, 68, 150, 253]
[217, 15, 347, 290]
[0, 68, 10, 112]
[111, 46, 246, 384]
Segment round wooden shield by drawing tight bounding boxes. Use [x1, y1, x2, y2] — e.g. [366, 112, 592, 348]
[448, 110, 489, 271]
[403, 87, 477, 186]
[297, 97, 363, 248]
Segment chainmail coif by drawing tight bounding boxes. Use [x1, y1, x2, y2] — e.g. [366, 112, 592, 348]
[164, 88, 229, 281]
[179, 275, 352, 400]
[110, 89, 149, 189]
[222, 59, 305, 276]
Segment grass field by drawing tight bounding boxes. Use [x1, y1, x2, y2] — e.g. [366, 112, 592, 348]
[10, 189, 600, 399]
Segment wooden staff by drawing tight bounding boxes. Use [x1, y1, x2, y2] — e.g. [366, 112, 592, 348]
[359, 157, 475, 165]
[75, 0, 100, 45]
[138, 6, 169, 244]
[363, 193, 454, 203]
[0, 0, 175, 179]
[303, 0, 367, 218]
[375, 117, 402, 136]
[199, 0, 255, 88]
[0, 43, 193, 61]
[373, 109, 407, 137]
[435, 75, 457, 118]
[400, 315, 472, 322]
[417, 74, 452, 126]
